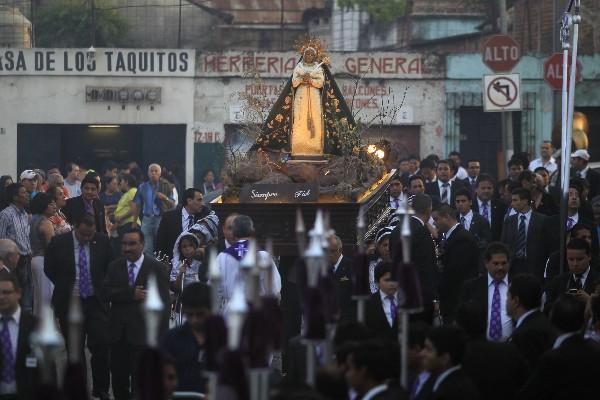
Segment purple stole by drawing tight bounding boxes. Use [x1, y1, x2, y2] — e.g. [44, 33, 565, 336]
[223, 240, 249, 261]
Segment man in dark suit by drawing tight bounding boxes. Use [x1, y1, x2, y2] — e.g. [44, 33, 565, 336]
[471, 174, 507, 241]
[501, 188, 547, 278]
[44, 213, 113, 400]
[571, 149, 600, 198]
[155, 188, 211, 259]
[365, 263, 398, 342]
[518, 294, 600, 399]
[327, 234, 354, 323]
[0, 239, 19, 277]
[346, 340, 403, 399]
[104, 228, 170, 400]
[455, 301, 528, 400]
[507, 274, 556, 371]
[545, 238, 600, 306]
[463, 159, 481, 191]
[432, 204, 480, 323]
[460, 242, 513, 342]
[421, 326, 480, 400]
[455, 188, 491, 253]
[390, 194, 439, 323]
[63, 174, 107, 234]
[425, 159, 467, 207]
[0, 274, 39, 400]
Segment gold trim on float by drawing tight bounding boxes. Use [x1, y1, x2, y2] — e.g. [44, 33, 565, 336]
[356, 169, 396, 204]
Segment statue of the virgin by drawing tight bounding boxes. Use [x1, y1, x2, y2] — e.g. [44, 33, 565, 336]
[256, 36, 355, 158]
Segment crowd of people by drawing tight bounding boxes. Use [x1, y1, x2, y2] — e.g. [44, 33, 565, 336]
[0, 141, 599, 399]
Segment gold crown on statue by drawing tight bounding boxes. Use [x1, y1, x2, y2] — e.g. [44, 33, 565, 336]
[295, 35, 328, 62]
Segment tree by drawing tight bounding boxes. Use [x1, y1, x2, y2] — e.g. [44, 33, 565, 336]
[338, 0, 407, 22]
[34, 0, 127, 47]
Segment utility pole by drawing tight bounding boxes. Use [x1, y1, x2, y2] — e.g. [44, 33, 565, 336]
[90, 0, 96, 46]
[178, 0, 183, 48]
[280, 0, 285, 51]
[498, 0, 514, 171]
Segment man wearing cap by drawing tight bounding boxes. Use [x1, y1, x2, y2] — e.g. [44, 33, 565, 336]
[571, 149, 600, 199]
[19, 170, 37, 197]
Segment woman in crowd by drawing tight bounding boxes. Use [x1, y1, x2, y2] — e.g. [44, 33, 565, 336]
[48, 185, 72, 235]
[29, 192, 57, 316]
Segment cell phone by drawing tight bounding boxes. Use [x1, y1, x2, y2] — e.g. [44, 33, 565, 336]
[567, 288, 578, 294]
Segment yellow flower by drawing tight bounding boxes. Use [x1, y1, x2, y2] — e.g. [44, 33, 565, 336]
[285, 96, 291, 104]
[275, 114, 284, 122]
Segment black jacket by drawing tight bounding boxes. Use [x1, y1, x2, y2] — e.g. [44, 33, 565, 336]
[438, 225, 480, 322]
[365, 291, 397, 343]
[425, 180, 467, 207]
[472, 198, 507, 241]
[463, 340, 528, 400]
[332, 255, 354, 323]
[508, 310, 556, 371]
[103, 255, 171, 345]
[518, 334, 600, 399]
[0, 311, 39, 400]
[430, 367, 480, 400]
[545, 268, 600, 305]
[501, 211, 547, 278]
[160, 323, 206, 393]
[63, 195, 107, 234]
[461, 212, 492, 252]
[44, 231, 113, 318]
[155, 205, 212, 260]
[390, 216, 439, 309]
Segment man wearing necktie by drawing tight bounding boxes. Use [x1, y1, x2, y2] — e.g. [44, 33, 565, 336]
[44, 213, 113, 400]
[388, 175, 405, 209]
[0, 274, 38, 400]
[63, 175, 107, 235]
[500, 188, 546, 278]
[460, 242, 513, 342]
[425, 159, 467, 207]
[545, 238, 599, 307]
[104, 229, 170, 400]
[465, 159, 480, 190]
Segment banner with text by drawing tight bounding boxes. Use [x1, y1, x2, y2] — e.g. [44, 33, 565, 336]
[197, 51, 443, 79]
[0, 48, 195, 77]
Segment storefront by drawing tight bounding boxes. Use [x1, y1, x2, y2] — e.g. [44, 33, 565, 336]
[0, 48, 195, 185]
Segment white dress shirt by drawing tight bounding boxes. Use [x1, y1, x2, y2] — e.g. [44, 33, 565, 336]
[72, 231, 93, 297]
[361, 384, 388, 400]
[181, 207, 192, 232]
[529, 157, 557, 174]
[517, 209, 532, 234]
[389, 193, 406, 209]
[460, 210, 474, 231]
[0, 306, 20, 394]
[566, 212, 579, 228]
[455, 166, 468, 180]
[577, 166, 589, 179]
[572, 266, 590, 288]
[445, 222, 460, 240]
[332, 254, 343, 274]
[127, 253, 145, 284]
[487, 273, 513, 341]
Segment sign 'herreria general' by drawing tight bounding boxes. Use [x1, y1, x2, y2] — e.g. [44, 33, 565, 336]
[0, 48, 195, 77]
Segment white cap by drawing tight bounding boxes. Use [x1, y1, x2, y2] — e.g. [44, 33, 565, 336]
[571, 149, 590, 161]
[20, 169, 36, 180]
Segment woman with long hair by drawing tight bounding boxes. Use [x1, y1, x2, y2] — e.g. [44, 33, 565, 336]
[29, 192, 57, 316]
[0, 175, 13, 210]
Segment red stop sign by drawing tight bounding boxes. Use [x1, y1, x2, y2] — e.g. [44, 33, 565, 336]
[482, 35, 521, 72]
[543, 53, 583, 90]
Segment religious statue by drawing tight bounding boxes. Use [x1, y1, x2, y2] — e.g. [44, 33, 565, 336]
[256, 36, 355, 158]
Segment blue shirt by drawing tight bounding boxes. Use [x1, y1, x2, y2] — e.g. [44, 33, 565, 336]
[134, 181, 164, 217]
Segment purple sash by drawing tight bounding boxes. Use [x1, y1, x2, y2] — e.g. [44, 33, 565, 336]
[223, 240, 249, 261]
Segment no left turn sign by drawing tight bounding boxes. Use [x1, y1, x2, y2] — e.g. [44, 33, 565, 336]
[482, 73, 522, 112]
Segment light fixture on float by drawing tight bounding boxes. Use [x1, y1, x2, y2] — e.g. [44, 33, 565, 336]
[86, 46, 96, 62]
